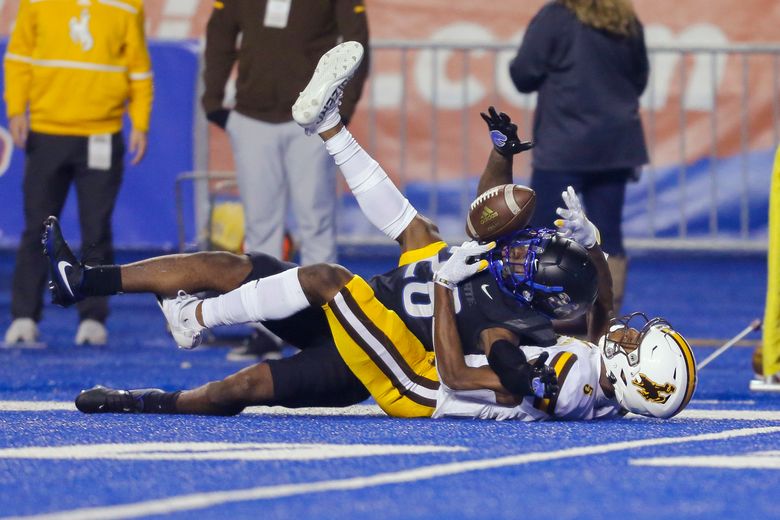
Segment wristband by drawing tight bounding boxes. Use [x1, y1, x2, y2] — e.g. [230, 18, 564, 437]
[432, 273, 456, 290]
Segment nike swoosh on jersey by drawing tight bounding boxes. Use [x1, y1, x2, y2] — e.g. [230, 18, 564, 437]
[480, 284, 493, 300]
[57, 261, 75, 297]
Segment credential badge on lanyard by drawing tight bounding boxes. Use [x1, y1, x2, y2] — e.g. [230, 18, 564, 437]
[264, 0, 292, 29]
[88, 134, 112, 171]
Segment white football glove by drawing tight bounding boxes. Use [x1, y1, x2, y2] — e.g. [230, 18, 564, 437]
[554, 186, 601, 249]
[433, 240, 496, 290]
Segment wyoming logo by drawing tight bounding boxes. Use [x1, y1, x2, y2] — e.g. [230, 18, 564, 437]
[69, 8, 94, 52]
[479, 206, 499, 226]
[632, 373, 676, 404]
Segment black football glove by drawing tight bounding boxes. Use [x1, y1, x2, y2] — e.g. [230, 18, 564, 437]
[479, 106, 534, 157]
[528, 351, 559, 399]
[206, 109, 231, 130]
[487, 341, 559, 399]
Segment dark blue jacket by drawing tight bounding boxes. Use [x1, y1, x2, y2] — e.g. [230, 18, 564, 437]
[509, 2, 649, 172]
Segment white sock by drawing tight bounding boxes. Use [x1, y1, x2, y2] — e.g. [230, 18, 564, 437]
[325, 127, 417, 239]
[315, 109, 341, 135]
[201, 268, 310, 328]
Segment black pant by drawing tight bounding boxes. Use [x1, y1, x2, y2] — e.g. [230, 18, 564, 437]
[529, 167, 635, 257]
[11, 131, 124, 323]
[245, 253, 370, 407]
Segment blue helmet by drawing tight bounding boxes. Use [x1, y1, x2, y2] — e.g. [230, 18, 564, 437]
[486, 228, 598, 320]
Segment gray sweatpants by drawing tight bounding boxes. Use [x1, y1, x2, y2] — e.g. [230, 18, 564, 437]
[226, 111, 337, 264]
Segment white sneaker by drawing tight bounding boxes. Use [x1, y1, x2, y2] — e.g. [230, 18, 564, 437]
[75, 319, 108, 346]
[4, 318, 39, 344]
[158, 290, 205, 349]
[292, 41, 364, 135]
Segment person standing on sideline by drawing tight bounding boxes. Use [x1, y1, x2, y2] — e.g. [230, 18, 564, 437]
[509, 0, 649, 316]
[201, 0, 369, 360]
[3, 0, 153, 346]
[201, 1, 369, 265]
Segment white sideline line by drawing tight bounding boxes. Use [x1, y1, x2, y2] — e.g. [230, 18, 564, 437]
[4, 426, 779, 520]
[0, 442, 467, 461]
[0, 401, 384, 415]
[694, 400, 756, 405]
[2, 401, 780, 420]
[243, 404, 385, 416]
[675, 410, 780, 421]
[0, 402, 75, 411]
[624, 409, 780, 421]
[630, 454, 780, 469]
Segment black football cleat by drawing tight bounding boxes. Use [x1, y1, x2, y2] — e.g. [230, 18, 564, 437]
[42, 216, 84, 307]
[75, 385, 169, 414]
[76, 386, 143, 413]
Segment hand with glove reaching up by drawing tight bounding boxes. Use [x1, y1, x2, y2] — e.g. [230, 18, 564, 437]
[555, 186, 601, 249]
[479, 106, 534, 157]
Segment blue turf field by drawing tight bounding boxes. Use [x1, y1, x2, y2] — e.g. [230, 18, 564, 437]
[1, 249, 779, 519]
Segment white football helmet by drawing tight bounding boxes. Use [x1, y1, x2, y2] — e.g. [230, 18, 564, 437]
[600, 313, 697, 419]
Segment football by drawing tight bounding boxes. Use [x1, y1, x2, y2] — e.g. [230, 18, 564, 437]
[465, 184, 536, 241]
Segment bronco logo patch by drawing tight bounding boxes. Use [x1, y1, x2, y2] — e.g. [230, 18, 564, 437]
[632, 373, 676, 404]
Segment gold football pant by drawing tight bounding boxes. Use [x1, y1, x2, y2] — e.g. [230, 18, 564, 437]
[323, 275, 439, 418]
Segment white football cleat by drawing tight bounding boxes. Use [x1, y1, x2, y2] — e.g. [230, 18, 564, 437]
[157, 290, 205, 349]
[75, 319, 108, 346]
[4, 318, 39, 344]
[292, 41, 364, 135]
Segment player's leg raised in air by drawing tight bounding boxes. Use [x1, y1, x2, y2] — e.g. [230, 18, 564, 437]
[293, 40, 441, 254]
[44, 215, 254, 305]
[164, 41, 440, 340]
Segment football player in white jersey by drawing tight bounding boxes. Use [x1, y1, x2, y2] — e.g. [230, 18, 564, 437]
[431, 244, 697, 421]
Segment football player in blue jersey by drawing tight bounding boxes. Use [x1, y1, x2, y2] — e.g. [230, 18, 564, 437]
[49, 42, 634, 419]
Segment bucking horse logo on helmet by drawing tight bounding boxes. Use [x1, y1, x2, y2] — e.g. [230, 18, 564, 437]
[632, 373, 676, 404]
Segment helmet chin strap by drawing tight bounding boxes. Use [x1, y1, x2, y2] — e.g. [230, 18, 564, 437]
[598, 356, 616, 399]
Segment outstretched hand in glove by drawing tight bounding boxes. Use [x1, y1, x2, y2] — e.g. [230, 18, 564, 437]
[479, 106, 534, 157]
[433, 240, 495, 290]
[554, 186, 601, 249]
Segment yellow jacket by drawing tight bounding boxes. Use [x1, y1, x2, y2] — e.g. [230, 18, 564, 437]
[3, 0, 153, 136]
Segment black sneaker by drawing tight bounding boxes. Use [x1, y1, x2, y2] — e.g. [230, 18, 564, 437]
[226, 328, 283, 362]
[75, 385, 164, 414]
[42, 216, 84, 307]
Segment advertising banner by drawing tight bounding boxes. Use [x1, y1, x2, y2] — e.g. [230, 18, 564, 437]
[1, 1, 776, 243]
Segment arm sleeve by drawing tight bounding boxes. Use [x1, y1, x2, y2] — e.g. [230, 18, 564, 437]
[126, 2, 153, 132]
[3, 0, 34, 118]
[508, 5, 558, 94]
[334, 0, 370, 121]
[202, 0, 240, 115]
